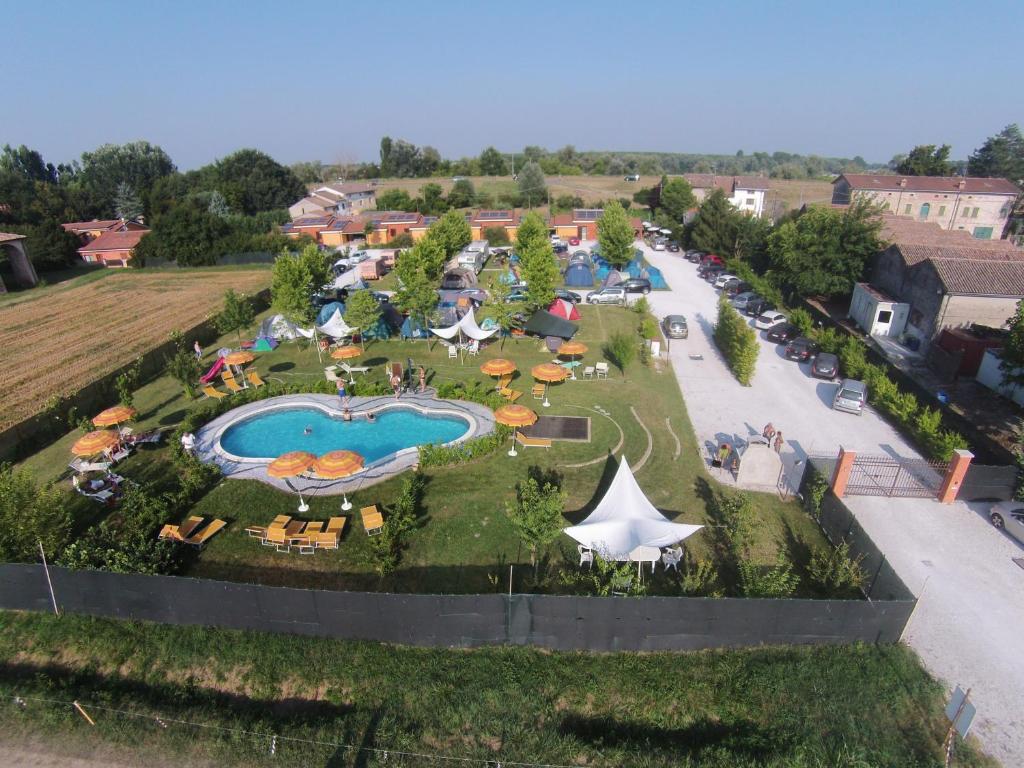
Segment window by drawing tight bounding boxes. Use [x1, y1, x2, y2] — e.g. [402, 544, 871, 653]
[904, 204, 912, 214]
[938, 206, 946, 217]
[919, 203, 930, 219]
[971, 207, 979, 218]
[877, 310, 893, 323]
[746, 198, 755, 206]
[961, 207, 970, 217]
[973, 227, 994, 239]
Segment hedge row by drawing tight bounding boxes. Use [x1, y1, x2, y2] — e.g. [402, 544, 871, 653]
[713, 295, 759, 385]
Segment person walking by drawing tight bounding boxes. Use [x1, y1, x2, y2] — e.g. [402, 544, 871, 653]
[762, 422, 775, 442]
[715, 442, 731, 468]
[418, 366, 426, 393]
[193, 340, 203, 360]
[774, 431, 784, 454]
[336, 378, 349, 408]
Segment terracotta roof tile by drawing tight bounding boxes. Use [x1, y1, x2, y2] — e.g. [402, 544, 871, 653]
[77, 228, 148, 253]
[0, 232, 26, 243]
[927, 258, 1024, 296]
[839, 173, 1020, 195]
[62, 219, 123, 232]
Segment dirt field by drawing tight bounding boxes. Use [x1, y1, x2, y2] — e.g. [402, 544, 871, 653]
[0, 269, 270, 430]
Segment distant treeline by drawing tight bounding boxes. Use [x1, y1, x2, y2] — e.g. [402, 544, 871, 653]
[290, 138, 888, 184]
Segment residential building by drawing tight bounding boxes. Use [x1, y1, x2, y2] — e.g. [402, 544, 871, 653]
[319, 217, 369, 248]
[62, 218, 147, 244]
[0, 232, 38, 292]
[831, 173, 1020, 240]
[77, 227, 149, 267]
[281, 213, 336, 243]
[680, 174, 770, 217]
[550, 209, 643, 241]
[288, 182, 377, 219]
[470, 210, 522, 242]
[364, 212, 422, 245]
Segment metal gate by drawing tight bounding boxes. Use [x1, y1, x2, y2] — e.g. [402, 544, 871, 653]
[844, 454, 948, 498]
[958, 464, 1019, 501]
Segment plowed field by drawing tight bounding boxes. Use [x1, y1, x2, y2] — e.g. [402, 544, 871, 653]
[0, 270, 269, 430]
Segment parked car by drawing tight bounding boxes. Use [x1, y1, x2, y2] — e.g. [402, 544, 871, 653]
[833, 378, 867, 415]
[554, 288, 582, 304]
[568, 237, 581, 246]
[624, 174, 640, 182]
[988, 501, 1024, 545]
[811, 352, 839, 380]
[372, 291, 391, 304]
[731, 292, 761, 311]
[713, 274, 738, 289]
[699, 254, 724, 267]
[504, 289, 528, 303]
[784, 337, 820, 361]
[685, 250, 703, 262]
[725, 281, 753, 297]
[621, 278, 652, 294]
[586, 286, 626, 305]
[766, 322, 799, 343]
[719, 277, 742, 293]
[667, 242, 681, 253]
[553, 242, 568, 254]
[652, 240, 666, 251]
[662, 315, 688, 339]
[744, 298, 774, 317]
[703, 267, 726, 283]
[755, 310, 787, 329]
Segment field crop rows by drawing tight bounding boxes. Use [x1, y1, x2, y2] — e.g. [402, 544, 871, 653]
[0, 270, 269, 430]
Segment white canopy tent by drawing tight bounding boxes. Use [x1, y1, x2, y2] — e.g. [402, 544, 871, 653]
[259, 313, 314, 340]
[430, 307, 498, 342]
[316, 308, 356, 339]
[563, 458, 703, 567]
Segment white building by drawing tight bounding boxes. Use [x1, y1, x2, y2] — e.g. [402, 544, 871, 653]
[288, 182, 377, 220]
[849, 282, 910, 337]
[682, 174, 770, 217]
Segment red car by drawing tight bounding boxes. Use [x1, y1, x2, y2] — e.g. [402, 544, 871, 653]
[568, 237, 581, 246]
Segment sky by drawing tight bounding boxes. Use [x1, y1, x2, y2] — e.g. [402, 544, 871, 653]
[4, 0, 1023, 170]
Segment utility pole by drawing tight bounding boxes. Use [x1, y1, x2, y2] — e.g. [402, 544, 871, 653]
[39, 540, 59, 616]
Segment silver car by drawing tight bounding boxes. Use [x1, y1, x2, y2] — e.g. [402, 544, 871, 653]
[732, 291, 760, 311]
[832, 378, 867, 415]
[989, 502, 1024, 544]
[586, 287, 626, 305]
[662, 315, 688, 339]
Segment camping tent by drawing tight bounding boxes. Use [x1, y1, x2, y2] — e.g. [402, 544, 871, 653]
[569, 250, 591, 264]
[430, 307, 499, 343]
[563, 458, 703, 560]
[327, 269, 366, 291]
[441, 268, 477, 290]
[523, 310, 578, 340]
[646, 266, 668, 289]
[564, 262, 594, 288]
[258, 313, 312, 340]
[602, 270, 627, 288]
[316, 301, 346, 326]
[548, 297, 581, 321]
[316, 309, 356, 339]
[625, 258, 644, 279]
[251, 337, 278, 352]
[400, 315, 429, 340]
[362, 303, 402, 341]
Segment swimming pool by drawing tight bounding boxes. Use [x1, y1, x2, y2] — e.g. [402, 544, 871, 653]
[219, 406, 470, 464]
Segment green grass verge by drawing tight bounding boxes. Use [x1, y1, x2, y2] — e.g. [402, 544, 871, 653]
[0, 611, 994, 768]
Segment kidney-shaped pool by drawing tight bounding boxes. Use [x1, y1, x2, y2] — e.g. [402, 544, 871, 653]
[219, 406, 470, 464]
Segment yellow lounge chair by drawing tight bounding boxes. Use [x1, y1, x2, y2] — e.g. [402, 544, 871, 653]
[184, 519, 226, 549]
[246, 370, 266, 388]
[361, 505, 384, 536]
[202, 384, 227, 400]
[500, 388, 523, 403]
[179, 516, 204, 539]
[265, 526, 289, 551]
[245, 525, 268, 539]
[517, 433, 552, 449]
[531, 384, 546, 400]
[310, 531, 339, 550]
[269, 515, 291, 529]
[158, 524, 181, 541]
[326, 516, 347, 535]
[497, 373, 512, 390]
[221, 372, 245, 393]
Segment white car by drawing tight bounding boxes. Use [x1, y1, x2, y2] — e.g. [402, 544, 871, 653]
[754, 310, 787, 329]
[652, 240, 666, 251]
[713, 274, 738, 289]
[586, 287, 626, 305]
[989, 501, 1024, 545]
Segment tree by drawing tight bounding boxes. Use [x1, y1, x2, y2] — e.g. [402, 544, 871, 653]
[78, 141, 176, 216]
[596, 200, 634, 267]
[516, 161, 546, 207]
[479, 146, 508, 176]
[488, 279, 519, 342]
[376, 189, 414, 211]
[713, 295, 759, 385]
[505, 476, 565, 567]
[968, 124, 1024, 182]
[518, 235, 559, 312]
[165, 332, 200, 399]
[0, 464, 72, 562]
[417, 183, 448, 215]
[207, 190, 230, 218]
[216, 289, 255, 343]
[603, 331, 637, 379]
[9, 221, 80, 270]
[113, 181, 142, 221]
[428, 209, 472, 261]
[447, 178, 475, 208]
[766, 200, 882, 299]
[514, 210, 548, 253]
[132, 201, 230, 266]
[895, 144, 953, 176]
[482, 226, 510, 246]
[394, 249, 439, 339]
[344, 290, 382, 349]
[207, 149, 306, 215]
[1000, 300, 1024, 386]
[656, 177, 696, 226]
[271, 244, 330, 324]
[691, 189, 740, 257]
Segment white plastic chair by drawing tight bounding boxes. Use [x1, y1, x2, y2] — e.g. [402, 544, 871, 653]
[595, 362, 609, 379]
[448, 345, 458, 359]
[661, 546, 683, 572]
[582, 366, 595, 379]
[467, 340, 480, 356]
[578, 544, 594, 568]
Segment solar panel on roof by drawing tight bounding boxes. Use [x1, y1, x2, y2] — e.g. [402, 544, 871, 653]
[574, 209, 602, 221]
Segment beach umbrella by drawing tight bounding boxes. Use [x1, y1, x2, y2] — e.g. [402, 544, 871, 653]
[557, 342, 588, 380]
[331, 345, 363, 383]
[494, 404, 538, 458]
[268, 451, 316, 512]
[223, 350, 256, 388]
[71, 429, 121, 457]
[531, 363, 570, 408]
[92, 405, 137, 429]
[480, 358, 516, 388]
[312, 450, 366, 511]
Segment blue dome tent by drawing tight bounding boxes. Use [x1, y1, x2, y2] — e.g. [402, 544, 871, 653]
[400, 315, 429, 339]
[316, 301, 346, 325]
[564, 262, 594, 287]
[645, 266, 668, 289]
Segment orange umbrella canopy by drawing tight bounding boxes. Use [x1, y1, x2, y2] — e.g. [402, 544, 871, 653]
[224, 351, 256, 366]
[267, 451, 316, 478]
[312, 450, 365, 479]
[331, 346, 362, 360]
[480, 358, 517, 377]
[92, 405, 137, 427]
[531, 363, 570, 382]
[494, 404, 539, 428]
[557, 342, 588, 357]
[71, 430, 121, 456]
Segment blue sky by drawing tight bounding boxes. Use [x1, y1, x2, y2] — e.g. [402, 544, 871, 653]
[5, 0, 1022, 169]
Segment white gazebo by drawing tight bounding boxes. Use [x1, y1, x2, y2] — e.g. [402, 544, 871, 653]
[563, 458, 703, 574]
[431, 307, 498, 360]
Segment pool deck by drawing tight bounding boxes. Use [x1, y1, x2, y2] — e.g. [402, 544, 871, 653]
[194, 391, 495, 495]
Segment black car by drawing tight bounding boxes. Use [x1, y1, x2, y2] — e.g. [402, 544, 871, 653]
[811, 352, 839, 380]
[554, 288, 582, 304]
[766, 322, 799, 343]
[553, 243, 568, 254]
[685, 250, 703, 263]
[667, 242, 681, 253]
[784, 337, 820, 362]
[620, 278, 652, 294]
[744, 298, 774, 317]
[703, 268, 725, 283]
[725, 281, 753, 297]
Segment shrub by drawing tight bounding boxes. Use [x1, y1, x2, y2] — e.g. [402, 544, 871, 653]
[813, 326, 843, 354]
[366, 473, 423, 575]
[505, 477, 566, 567]
[836, 337, 867, 379]
[604, 331, 637, 378]
[713, 295, 759, 385]
[639, 316, 659, 341]
[802, 467, 830, 518]
[808, 541, 866, 594]
[632, 296, 651, 316]
[738, 552, 800, 597]
[788, 307, 813, 336]
[417, 427, 511, 467]
[0, 464, 72, 562]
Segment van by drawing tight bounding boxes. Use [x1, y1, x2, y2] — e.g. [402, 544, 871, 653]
[832, 379, 867, 415]
[457, 240, 490, 273]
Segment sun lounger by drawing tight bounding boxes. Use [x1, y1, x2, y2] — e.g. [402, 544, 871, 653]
[531, 384, 546, 400]
[245, 525, 268, 539]
[516, 433, 552, 449]
[158, 524, 181, 541]
[326, 516, 347, 534]
[75, 485, 116, 504]
[221, 372, 245, 393]
[69, 457, 113, 474]
[500, 388, 522, 403]
[324, 366, 341, 382]
[595, 362, 609, 378]
[202, 384, 228, 400]
[185, 519, 226, 549]
[127, 429, 165, 445]
[310, 531, 339, 550]
[265, 526, 289, 551]
[361, 505, 384, 536]
[269, 515, 291, 529]
[246, 371, 266, 388]
[340, 362, 370, 376]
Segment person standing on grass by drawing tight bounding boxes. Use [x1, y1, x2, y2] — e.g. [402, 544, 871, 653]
[774, 431, 784, 454]
[336, 378, 349, 408]
[193, 340, 202, 360]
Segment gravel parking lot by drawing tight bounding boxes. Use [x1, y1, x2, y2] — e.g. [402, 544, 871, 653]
[638, 242, 1024, 766]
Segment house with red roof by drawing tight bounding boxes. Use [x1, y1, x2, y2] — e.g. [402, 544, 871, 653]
[832, 174, 1020, 240]
[62, 218, 147, 245]
[551, 209, 643, 241]
[77, 228, 150, 267]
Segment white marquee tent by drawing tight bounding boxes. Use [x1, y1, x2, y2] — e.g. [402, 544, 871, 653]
[563, 458, 703, 561]
[316, 308, 356, 339]
[430, 307, 498, 342]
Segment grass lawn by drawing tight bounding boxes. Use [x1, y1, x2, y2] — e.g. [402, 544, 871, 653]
[20, 300, 831, 597]
[0, 611, 995, 767]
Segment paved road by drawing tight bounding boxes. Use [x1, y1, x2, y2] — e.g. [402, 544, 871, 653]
[638, 242, 1024, 766]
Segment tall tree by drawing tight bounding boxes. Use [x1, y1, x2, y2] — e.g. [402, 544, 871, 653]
[447, 178, 475, 208]
[208, 149, 305, 215]
[132, 201, 230, 266]
[655, 177, 696, 231]
[427, 209, 472, 262]
[344, 290, 383, 349]
[596, 201, 635, 267]
[968, 124, 1024, 182]
[8, 221, 80, 270]
[505, 477, 566, 567]
[478, 146, 508, 176]
[113, 182, 142, 221]
[514, 209, 549, 253]
[516, 161, 546, 207]
[207, 190, 231, 218]
[376, 189, 414, 211]
[215, 289, 255, 343]
[379, 136, 394, 176]
[78, 141, 176, 215]
[393, 249, 439, 340]
[417, 183, 448, 215]
[895, 144, 953, 176]
[690, 189, 740, 257]
[271, 244, 331, 324]
[518, 237, 559, 312]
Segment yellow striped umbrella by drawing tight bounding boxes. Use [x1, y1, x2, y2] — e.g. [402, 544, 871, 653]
[480, 358, 516, 376]
[557, 342, 588, 357]
[331, 346, 362, 360]
[531, 363, 570, 382]
[92, 405, 137, 427]
[224, 351, 255, 366]
[312, 450, 365, 479]
[267, 451, 316, 478]
[71, 429, 121, 456]
[494, 404, 539, 458]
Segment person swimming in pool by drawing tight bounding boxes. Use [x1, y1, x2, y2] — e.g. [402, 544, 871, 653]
[303, 425, 313, 435]
[366, 411, 376, 422]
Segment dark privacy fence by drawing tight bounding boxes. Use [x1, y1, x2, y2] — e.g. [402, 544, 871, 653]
[0, 564, 915, 651]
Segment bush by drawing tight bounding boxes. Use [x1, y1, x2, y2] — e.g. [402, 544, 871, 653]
[366, 473, 423, 575]
[639, 316, 659, 341]
[417, 427, 511, 467]
[0, 464, 72, 563]
[738, 552, 800, 597]
[632, 296, 651, 316]
[713, 295, 759, 385]
[603, 331, 637, 378]
[802, 467, 830, 517]
[813, 326, 843, 354]
[788, 307, 813, 336]
[808, 541, 866, 595]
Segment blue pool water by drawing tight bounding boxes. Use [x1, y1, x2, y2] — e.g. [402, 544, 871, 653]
[220, 407, 469, 463]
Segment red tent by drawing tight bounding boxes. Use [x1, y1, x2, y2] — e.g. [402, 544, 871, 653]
[548, 298, 581, 321]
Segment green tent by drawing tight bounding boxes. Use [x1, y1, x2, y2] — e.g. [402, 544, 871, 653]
[523, 310, 578, 340]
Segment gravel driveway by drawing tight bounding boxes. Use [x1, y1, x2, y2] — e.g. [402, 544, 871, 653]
[638, 242, 1024, 766]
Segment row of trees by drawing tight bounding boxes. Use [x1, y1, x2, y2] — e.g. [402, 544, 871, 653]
[891, 124, 1024, 181]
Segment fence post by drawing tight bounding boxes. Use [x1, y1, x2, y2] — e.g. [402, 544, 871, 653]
[831, 447, 856, 499]
[938, 449, 973, 504]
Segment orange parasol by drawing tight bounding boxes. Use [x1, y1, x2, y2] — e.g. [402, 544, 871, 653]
[312, 450, 365, 479]
[92, 405, 137, 427]
[480, 358, 517, 377]
[267, 451, 316, 478]
[531, 363, 570, 382]
[331, 346, 362, 360]
[557, 342, 588, 357]
[224, 351, 255, 366]
[494, 404, 539, 458]
[71, 430, 121, 456]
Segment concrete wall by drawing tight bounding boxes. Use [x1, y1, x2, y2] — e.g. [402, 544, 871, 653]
[846, 188, 1012, 239]
[939, 294, 1017, 333]
[976, 348, 1024, 406]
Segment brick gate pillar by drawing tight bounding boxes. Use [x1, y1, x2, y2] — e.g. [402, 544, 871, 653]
[938, 449, 974, 504]
[830, 447, 856, 499]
